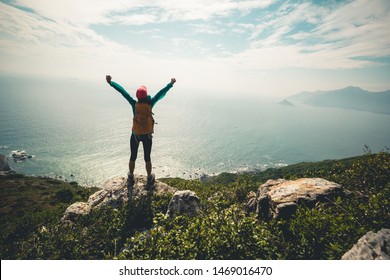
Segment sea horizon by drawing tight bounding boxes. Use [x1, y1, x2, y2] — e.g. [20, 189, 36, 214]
[1, 75, 389, 187]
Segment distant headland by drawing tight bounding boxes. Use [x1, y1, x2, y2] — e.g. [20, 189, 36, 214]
[282, 86, 390, 115]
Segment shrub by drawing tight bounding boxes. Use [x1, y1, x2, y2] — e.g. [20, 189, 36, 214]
[2, 151, 388, 260]
[119, 195, 284, 260]
[284, 183, 390, 260]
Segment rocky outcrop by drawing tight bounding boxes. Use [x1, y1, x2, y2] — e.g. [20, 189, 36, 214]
[342, 228, 390, 260]
[166, 190, 201, 218]
[0, 154, 12, 173]
[62, 202, 91, 223]
[62, 175, 177, 223]
[245, 178, 343, 220]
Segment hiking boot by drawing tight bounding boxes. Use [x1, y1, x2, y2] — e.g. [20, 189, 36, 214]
[147, 173, 155, 186]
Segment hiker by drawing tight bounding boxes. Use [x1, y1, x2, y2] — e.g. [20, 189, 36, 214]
[105, 75, 176, 186]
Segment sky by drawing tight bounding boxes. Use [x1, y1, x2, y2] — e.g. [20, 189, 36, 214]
[1, 0, 390, 99]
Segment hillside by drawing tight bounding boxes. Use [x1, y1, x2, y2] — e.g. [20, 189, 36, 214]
[286, 86, 390, 115]
[0, 151, 389, 260]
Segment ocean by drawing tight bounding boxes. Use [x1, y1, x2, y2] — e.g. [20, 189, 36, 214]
[1, 75, 389, 187]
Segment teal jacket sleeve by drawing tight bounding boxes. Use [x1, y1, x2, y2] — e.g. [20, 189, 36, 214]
[151, 83, 173, 108]
[110, 81, 136, 108]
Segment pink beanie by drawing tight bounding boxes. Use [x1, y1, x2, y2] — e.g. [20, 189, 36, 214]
[136, 85, 147, 99]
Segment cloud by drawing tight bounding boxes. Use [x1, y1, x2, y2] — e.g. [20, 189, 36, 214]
[171, 37, 209, 55]
[312, 0, 390, 57]
[0, 0, 277, 73]
[142, 0, 276, 22]
[0, 2, 151, 81]
[12, 0, 276, 26]
[111, 13, 159, 26]
[191, 23, 225, 34]
[221, 0, 390, 70]
[1, 0, 389, 97]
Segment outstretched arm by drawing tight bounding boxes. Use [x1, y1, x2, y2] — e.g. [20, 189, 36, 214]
[106, 75, 136, 106]
[151, 78, 176, 107]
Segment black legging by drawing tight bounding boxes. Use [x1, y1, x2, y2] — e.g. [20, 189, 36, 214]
[130, 133, 152, 162]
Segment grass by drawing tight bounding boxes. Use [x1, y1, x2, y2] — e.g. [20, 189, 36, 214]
[0, 150, 389, 259]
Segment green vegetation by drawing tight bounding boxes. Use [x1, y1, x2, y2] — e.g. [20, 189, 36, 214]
[1, 150, 389, 259]
[0, 175, 98, 259]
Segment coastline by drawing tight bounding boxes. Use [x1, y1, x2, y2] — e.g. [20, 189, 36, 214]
[0, 150, 289, 187]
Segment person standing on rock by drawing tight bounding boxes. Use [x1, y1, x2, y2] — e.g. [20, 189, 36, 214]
[105, 75, 176, 186]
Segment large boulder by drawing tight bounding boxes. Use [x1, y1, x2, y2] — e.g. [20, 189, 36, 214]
[62, 175, 177, 223]
[246, 178, 343, 220]
[62, 202, 91, 223]
[342, 228, 390, 260]
[87, 177, 128, 209]
[166, 190, 201, 218]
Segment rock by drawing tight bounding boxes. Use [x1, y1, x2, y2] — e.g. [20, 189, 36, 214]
[87, 177, 128, 209]
[62, 175, 177, 223]
[243, 191, 257, 214]
[130, 176, 177, 200]
[166, 190, 201, 218]
[257, 192, 271, 220]
[245, 178, 343, 220]
[342, 228, 390, 260]
[275, 202, 298, 219]
[0, 154, 11, 172]
[61, 202, 91, 223]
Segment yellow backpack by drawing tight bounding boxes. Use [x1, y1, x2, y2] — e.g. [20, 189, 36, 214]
[132, 102, 154, 135]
